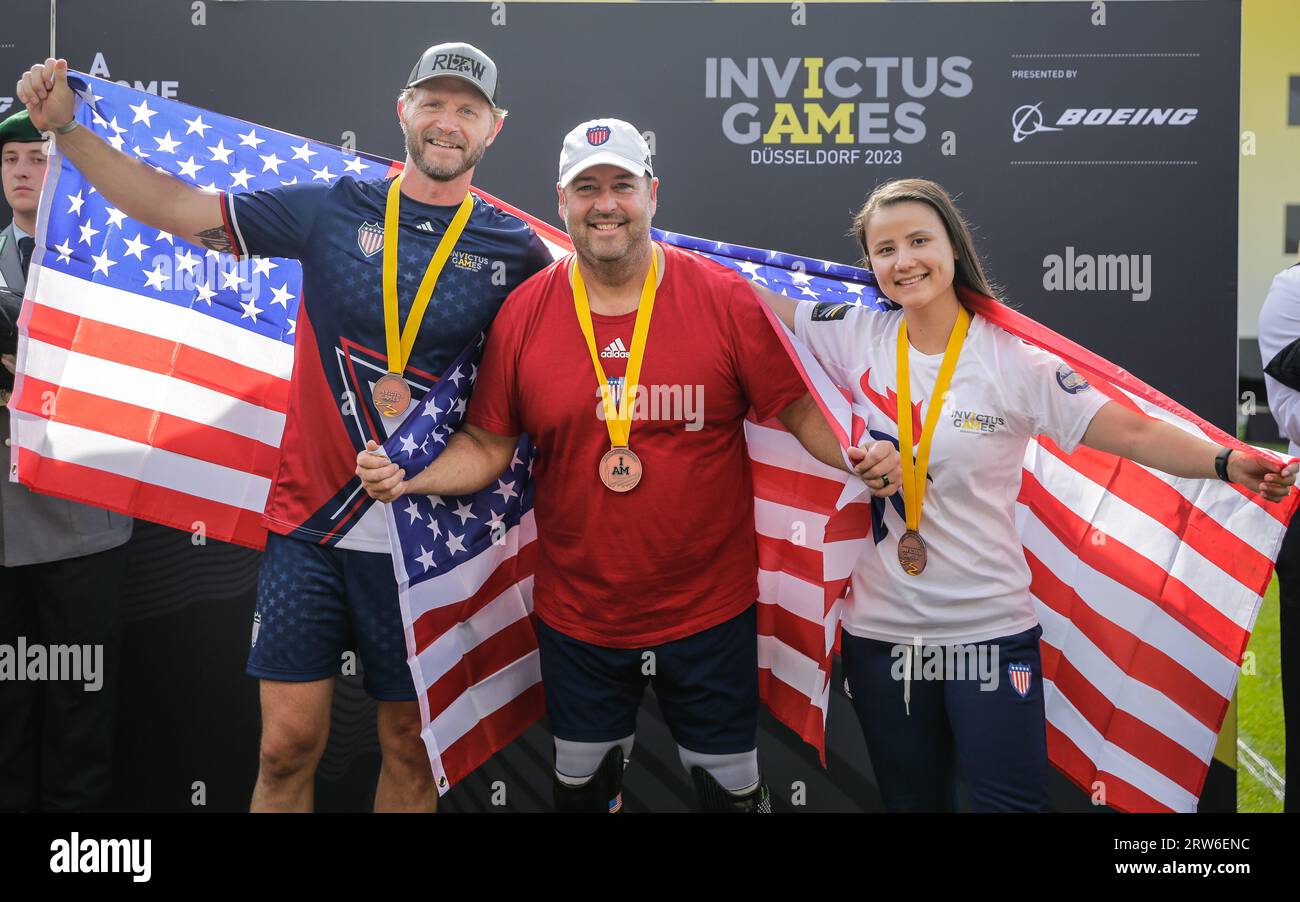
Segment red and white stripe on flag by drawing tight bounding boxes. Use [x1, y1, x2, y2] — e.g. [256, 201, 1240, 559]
[967, 290, 1296, 812]
[391, 505, 544, 793]
[11, 262, 291, 549]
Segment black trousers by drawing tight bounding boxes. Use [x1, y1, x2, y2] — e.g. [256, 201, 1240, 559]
[1273, 519, 1300, 813]
[0, 545, 125, 811]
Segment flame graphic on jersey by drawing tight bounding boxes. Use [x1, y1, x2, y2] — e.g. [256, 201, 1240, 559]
[859, 368, 924, 444]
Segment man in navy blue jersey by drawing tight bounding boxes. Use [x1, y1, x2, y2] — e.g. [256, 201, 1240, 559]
[17, 43, 551, 811]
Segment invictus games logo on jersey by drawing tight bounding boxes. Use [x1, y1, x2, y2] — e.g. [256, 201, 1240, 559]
[451, 250, 489, 272]
[810, 302, 853, 321]
[705, 55, 973, 168]
[357, 221, 384, 257]
[587, 125, 612, 146]
[1055, 364, 1091, 395]
[952, 410, 1006, 434]
[1012, 102, 1198, 142]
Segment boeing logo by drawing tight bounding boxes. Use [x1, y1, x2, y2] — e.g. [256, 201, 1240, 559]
[1013, 103, 1198, 141]
[1011, 103, 1062, 143]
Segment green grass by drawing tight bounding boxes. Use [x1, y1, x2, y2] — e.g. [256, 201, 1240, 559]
[1237, 575, 1287, 812]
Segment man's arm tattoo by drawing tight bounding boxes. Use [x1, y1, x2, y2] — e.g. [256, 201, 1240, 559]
[194, 225, 234, 253]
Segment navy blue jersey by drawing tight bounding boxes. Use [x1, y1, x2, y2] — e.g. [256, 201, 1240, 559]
[222, 176, 551, 552]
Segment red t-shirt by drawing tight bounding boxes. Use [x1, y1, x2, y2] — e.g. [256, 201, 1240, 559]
[467, 243, 807, 647]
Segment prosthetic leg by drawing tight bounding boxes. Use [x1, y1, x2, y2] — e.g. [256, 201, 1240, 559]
[690, 766, 772, 813]
[553, 744, 628, 813]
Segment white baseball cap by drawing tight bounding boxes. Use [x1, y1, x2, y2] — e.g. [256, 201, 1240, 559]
[558, 119, 653, 188]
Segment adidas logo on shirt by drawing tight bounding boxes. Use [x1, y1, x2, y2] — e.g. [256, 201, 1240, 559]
[600, 337, 630, 359]
[416, 221, 436, 233]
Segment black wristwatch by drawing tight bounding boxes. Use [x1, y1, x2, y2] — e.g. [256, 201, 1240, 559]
[1214, 446, 1234, 483]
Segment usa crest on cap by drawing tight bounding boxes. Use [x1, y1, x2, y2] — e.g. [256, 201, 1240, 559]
[586, 125, 611, 146]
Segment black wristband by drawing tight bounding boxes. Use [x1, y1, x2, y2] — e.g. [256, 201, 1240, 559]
[1214, 446, 1233, 483]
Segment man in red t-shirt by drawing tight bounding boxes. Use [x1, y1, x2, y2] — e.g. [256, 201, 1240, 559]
[358, 118, 900, 812]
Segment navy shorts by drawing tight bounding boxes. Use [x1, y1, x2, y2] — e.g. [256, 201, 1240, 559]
[840, 624, 1048, 812]
[535, 605, 759, 754]
[247, 532, 416, 701]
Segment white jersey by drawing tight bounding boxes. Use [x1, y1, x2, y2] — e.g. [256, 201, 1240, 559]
[795, 301, 1110, 645]
[1257, 264, 1300, 458]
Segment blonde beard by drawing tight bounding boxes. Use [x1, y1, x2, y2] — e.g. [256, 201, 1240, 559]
[404, 130, 488, 182]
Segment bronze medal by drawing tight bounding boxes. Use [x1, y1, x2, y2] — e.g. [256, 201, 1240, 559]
[376, 178, 474, 423]
[599, 446, 643, 493]
[373, 372, 412, 418]
[897, 529, 928, 576]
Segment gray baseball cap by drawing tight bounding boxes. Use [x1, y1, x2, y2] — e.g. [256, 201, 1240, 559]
[406, 42, 499, 106]
[558, 119, 654, 187]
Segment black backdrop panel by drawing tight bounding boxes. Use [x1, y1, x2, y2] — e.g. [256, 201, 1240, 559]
[13, 0, 1239, 811]
[53, 0, 1239, 426]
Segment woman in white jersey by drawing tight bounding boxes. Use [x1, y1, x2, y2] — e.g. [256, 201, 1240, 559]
[759, 179, 1296, 811]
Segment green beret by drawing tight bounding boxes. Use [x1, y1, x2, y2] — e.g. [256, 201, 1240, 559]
[0, 109, 44, 148]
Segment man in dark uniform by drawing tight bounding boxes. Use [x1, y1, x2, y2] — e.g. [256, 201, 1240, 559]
[0, 108, 133, 811]
[17, 43, 550, 812]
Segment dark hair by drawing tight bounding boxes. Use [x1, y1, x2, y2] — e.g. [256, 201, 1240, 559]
[851, 178, 998, 300]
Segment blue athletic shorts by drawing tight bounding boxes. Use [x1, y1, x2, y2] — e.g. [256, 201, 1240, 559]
[840, 624, 1048, 812]
[535, 604, 759, 754]
[247, 532, 416, 701]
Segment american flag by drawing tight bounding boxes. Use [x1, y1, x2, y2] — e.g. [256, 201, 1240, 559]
[11, 73, 396, 547]
[378, 337, 544, 794]
[12, 75, 1296, 811]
